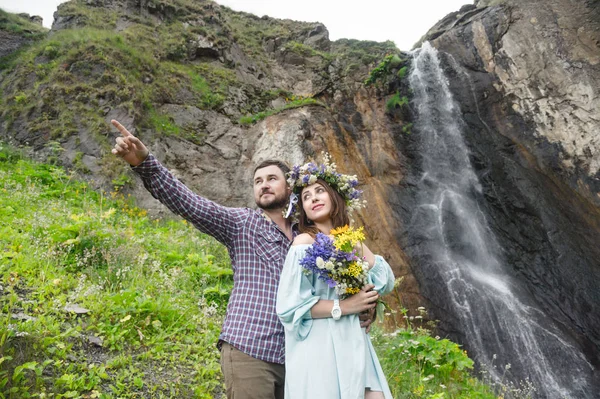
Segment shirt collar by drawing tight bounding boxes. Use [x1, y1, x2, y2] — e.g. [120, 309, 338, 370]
[257, 209, 298, 237]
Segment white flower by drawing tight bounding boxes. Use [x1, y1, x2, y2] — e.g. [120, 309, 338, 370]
[316, 257, 325, 269]
[308, 175, 317, 184]
[325, 261, 334, 270]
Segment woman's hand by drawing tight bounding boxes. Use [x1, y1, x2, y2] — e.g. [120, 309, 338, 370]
[340, 284, 379, 315]
[111, 119, 149, 166]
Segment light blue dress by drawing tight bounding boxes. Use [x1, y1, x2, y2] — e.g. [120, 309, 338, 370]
[276, 244, 395, 399]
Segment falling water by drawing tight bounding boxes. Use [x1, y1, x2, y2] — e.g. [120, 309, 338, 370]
[407, 42, 595, 398]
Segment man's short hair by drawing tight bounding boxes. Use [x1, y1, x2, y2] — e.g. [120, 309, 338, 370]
[253, 160, 290, 178]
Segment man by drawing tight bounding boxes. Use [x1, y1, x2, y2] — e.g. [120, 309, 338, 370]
[110, 119, 373, 399]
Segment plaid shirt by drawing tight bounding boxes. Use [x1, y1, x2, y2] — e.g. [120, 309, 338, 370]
[133, 154, 293, 364]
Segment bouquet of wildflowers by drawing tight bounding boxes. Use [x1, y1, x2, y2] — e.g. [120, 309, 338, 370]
[299, 226, 370, 299]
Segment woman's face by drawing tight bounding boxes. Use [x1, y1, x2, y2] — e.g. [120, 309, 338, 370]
[301, 182, 332, 224]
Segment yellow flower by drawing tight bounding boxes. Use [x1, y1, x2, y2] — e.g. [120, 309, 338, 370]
[345, 287, 360, 295]
[330, 225, 349, 236]
[347, 262, 362, 277]
[332, 226, 365, 251]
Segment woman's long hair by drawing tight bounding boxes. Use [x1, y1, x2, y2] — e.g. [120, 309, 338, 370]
[298, 179, 349, 236]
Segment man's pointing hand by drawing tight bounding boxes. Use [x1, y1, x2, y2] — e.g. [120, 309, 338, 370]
[111, 119, 149, 167]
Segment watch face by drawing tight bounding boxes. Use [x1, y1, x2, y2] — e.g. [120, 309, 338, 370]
[332, 309, 341, 318]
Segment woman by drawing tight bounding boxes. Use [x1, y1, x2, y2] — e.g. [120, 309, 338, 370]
[276, 157, 394, 399]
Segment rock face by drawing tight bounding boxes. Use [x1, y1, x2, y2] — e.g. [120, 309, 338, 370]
[427, 0, 600, 206]
[410, 0, 600, 394]
[0, 31, 28, 59]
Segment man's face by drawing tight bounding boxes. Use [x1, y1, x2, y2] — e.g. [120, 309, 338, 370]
[253, 165, 290, 210]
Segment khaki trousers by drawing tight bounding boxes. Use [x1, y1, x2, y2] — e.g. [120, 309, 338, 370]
[220, 342, 285, 399]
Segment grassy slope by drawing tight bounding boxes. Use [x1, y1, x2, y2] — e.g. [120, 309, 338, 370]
[0, 145, 508, 398]
[0, 0, 399, 155]
[0, 145, 231, 398]
[0, 9, 47, 39]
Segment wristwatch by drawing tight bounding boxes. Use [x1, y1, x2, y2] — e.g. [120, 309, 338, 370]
[331, 299, 342, 320]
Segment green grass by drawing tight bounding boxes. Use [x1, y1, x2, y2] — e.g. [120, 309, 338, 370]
[0, 24, 234, 161]
[0, 143, 231, 398]
[282, 41, 332, 60]
[0, 9, 47, 39]
[331, 39, 398, 66]
[239, 97, 325, 125]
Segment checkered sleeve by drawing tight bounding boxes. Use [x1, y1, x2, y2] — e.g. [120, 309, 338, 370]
[132, 154, 245, 246]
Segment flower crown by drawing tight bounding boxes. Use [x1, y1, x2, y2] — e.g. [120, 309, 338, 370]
[284, 153, 366, 219]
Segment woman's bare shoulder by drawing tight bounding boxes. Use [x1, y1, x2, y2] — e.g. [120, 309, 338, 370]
[292, 233, 314, 246]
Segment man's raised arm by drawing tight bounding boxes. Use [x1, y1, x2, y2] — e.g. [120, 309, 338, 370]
[110, 119, 244, 247]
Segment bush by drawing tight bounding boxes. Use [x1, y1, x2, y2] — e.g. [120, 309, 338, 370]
[365, 53, 406, 86]
[386, 92, 409, 112]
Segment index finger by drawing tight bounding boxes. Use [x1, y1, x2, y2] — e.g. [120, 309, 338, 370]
[111, 119, 132, 137]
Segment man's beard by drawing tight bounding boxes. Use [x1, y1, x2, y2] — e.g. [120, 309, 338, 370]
[256, 192, 288, 210]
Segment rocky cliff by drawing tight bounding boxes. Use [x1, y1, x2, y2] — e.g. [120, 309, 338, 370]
[414, 0, 600, 392]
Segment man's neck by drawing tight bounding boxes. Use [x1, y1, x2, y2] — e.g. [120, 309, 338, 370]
[262, 208, 293, 239]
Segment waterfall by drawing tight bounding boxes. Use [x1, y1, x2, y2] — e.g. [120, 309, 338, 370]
[407, 42, 595, 398]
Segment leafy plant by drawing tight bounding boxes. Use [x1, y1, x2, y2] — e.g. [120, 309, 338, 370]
[365, 54, 405, 86]
[386, 92, 409, 112]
